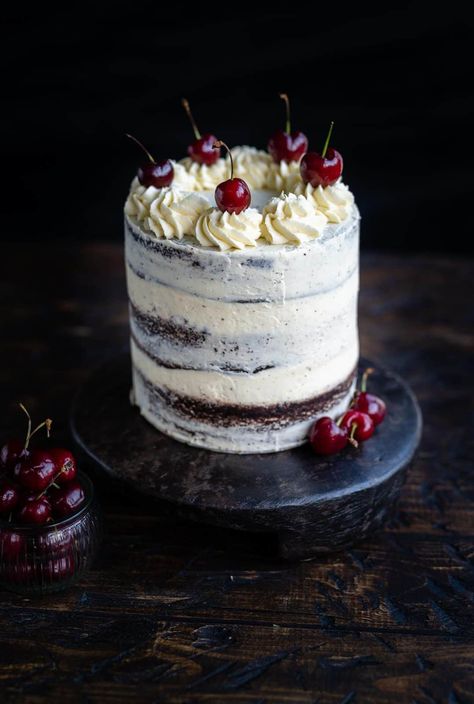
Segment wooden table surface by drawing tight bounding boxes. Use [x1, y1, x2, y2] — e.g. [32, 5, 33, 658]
[0, 244, 473, 704]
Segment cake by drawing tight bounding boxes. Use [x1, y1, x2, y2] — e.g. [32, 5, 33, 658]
[124, 104, 359, 454]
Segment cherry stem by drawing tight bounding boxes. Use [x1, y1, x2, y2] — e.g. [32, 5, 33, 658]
[361, 367, 374, 392]
[181, 98, 201, 140]
[126, 134, 155, 164]
[36, 465, 67, 500]
[19, 403, 32, 452]
[321, 120, 334, 159]
[29, 418, 52, 443]
[19, 404, 52, 451]
[214, 140, 233, 179]
[279, 93, 291, 134]
[348, 422, 359, 448]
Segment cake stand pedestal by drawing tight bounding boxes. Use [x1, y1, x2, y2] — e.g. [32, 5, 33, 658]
[70, 354, 421, 559]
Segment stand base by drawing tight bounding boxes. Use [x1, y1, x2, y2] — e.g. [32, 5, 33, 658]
[71, 355, 421, 559]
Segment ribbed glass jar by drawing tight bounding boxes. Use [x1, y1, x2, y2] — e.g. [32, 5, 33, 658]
[0, 471, 102, 595]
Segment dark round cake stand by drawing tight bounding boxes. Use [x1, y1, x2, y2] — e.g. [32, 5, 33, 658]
[70, 354, 421, 560]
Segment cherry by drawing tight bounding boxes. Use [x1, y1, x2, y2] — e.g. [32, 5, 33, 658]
[2, 562, 36, 584]
[50, 481, 85, 519]
[213, 141, 251, 214]
[268, 93, 308, 163]
[181, 98, 220, 165]
[51, 448, 77, 484]
[0, 480, 20, 514]
[300, 121, 343, 188]
[18, 495, 51, 525]
[309, 417, 348, 455]
[0, 438, 25, 472]
[2, 404, 52, 478]
[37, 530, 72, 555]
[126, 133, 173, 188]
[17, 449, 57, 492]
[352, 368, 386, 426]
[43, 554, 75, 581]
[0, 531, 24, 558]
[339, 410, 374, 444]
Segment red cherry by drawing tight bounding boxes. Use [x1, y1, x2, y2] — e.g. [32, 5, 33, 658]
[2, 405, 52, 477]
[309, 417, 348, 455]
[17, 449, 57, 492]
[213, 140, 251, 214]
[126, 133, 174, 188]
[181, 99, 220, 165]
[50, 448, 77, 484]
[0, 480, 20, 514]
[50, 481, 85, 518]
[37, 530, 72, 555]
[43, 554, 75, 581]
[352, 367, 386, 426]
[300, 121, 343, 187]
[0, 438, 25, 472]
[268, 94, 308, 163]
[339, 410, 374, 443]
[300, 147, 343, 188]
[353, 392, 386, 426]
[215, 178, 251, 214]
[2, 562, 36, 584]
[137, 160, 174, 188]
[18, 495, 51, 525]
[188, 133, 220, 165]
[0, 531, 24, 558]
[268, 130, 308, 164]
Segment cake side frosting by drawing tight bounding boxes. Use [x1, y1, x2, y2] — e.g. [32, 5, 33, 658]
[125, 207, 359, 453]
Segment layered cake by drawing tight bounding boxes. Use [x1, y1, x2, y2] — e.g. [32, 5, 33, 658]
[124, 101, 359, 453]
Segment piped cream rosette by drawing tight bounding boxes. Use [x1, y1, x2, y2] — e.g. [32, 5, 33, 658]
[261, 193, 328, 245]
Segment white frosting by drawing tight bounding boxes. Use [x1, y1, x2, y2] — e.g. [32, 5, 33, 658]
[132, 338, 357, 407]
[195, 207, 262, 251]
[124, 179, 158, 223]
[295, 180, 354, 223]
[261, 193, 328, 244]
[125, 183, 209, 240]
[173, 157, 227, 191]
[267, 159, 302, 192]
[230, 146, 272, 189]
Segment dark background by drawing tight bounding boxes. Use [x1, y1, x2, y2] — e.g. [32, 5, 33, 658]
[1, 5, 473, 252]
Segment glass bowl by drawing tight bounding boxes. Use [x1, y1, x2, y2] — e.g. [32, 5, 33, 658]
[0, 471, 102, 595]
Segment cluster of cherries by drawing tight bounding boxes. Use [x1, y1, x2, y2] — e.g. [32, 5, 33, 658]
[127, 94, 344, 217]
[310, 369, 387, 455]
[0, 405, 84, 526]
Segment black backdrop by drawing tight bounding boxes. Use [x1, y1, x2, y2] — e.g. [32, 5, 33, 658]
[2, 4, 473, 252]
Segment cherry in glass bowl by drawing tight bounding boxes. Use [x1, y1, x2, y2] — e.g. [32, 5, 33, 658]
[0, 471, 102, 595]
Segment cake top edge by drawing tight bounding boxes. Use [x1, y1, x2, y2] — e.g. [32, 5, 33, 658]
[125, 145, 356, 253]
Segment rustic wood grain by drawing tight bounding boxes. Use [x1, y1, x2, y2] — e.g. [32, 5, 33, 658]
[0, 244, 473, 703]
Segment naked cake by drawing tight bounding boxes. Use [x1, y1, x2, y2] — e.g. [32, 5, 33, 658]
[124, 99, 359, 453]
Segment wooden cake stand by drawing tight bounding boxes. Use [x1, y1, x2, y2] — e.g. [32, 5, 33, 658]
[70, 354, 421, 559]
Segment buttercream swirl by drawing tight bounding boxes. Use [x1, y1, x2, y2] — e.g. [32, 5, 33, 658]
[195, 208, 263, 251]
[173, 158, 227, 191]
[294, 180, 354, 223]
[267, 159, 303, 193]
[125, 179, 158, 223]
[261, 193, 327, 245]
[229, 146, 273, 189]
[125, 184, 209, 239]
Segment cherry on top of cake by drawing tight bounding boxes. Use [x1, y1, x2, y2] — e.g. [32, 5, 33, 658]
[126, 133, 174, 188]
[300, 121, 343, 188]
[181, 98, 221, 166]
[213, 140, 251, 214]
[267, 93, 308, 164]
